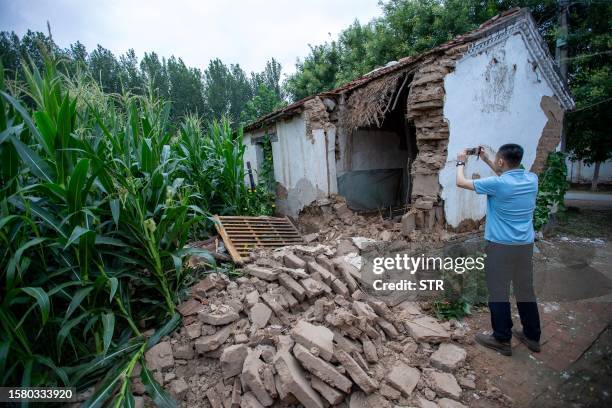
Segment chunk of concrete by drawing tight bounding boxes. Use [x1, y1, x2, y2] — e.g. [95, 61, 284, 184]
[300, 278, 325, 298]
[334, 261, 358, 293]
[351, 237, 376, 251]
[291, 320, 334, 361]
[245, 265, 278, 281]
[307, 261, 334, 283]
[184, 322, 202, 340]
[274, 350, 324, 408]
[168, 378, 189, 400]
[352, 301, 377, 321]
[333, 330, 363, 355]
[242, 350, 273, 406]
[293, 343, 352, 393]
[172, 343, 194, 360]
[362, 339, 378, 363]
[191, 272, 229, 296]
[335, 350, 378, 394]
[311, 376, 345, 405]
[430, 343, 467, 372]
[405, 316, 451, 343]
[220, 344, 248, 379]
[198, 307, 240, 326]
[145, 341, 174, 371]
[245, 290, 260, 306]
[195, 325, 232, 353]
[283, 253, 306, 269]
[250, 302, 272, 329]
[278, 273, 306, 301]
[386, 361, 420, 396]
[330, 278, 350, 296]
[177, 299, 205, 316]
[424, 369, 461, 400]
[379, 383, 401, 401]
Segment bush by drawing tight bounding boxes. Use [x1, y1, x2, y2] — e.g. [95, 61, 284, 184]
[534, 151, 568, 231]
[0, 58, 268, 405]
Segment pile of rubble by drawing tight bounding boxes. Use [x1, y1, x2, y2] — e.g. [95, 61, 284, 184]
[139, 243, 484, 408]
[296, 195, 470, 249]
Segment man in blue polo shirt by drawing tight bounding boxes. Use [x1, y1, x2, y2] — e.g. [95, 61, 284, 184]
[456, 143, 541, 356]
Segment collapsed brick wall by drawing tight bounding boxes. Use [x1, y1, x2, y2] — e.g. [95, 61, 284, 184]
[404, 45, 469, 230]
[530, 95, 564, 174]
[304, 96, 334, 143]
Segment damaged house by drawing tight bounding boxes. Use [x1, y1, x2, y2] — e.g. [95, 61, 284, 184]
[242, 8, 574, 231]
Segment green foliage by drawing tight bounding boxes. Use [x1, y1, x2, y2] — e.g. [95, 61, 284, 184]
[0, 31, 285, 126]
[566, 1, 612, 167]
[285, 0, 557, 100]
[241, 84, 286, 125]
[433, 254, 487, 320]
[0, 57, 268, 404]
[534, 151, 568, 231]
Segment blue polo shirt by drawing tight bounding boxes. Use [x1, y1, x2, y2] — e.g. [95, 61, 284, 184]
[473, 169, 538, 244]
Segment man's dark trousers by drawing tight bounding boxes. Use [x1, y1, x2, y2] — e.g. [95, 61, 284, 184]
[485, 241, 541, 343]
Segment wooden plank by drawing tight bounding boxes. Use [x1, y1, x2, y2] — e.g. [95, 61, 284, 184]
[213, 215, 245, 264]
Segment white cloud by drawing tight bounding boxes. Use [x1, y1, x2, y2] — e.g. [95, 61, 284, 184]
[0, 0, 382, 77]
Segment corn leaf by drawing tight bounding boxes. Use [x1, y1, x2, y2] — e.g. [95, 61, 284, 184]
[21, 287, 50, 325]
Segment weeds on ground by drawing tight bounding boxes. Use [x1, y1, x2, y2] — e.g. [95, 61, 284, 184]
[554, 207, 612, 240]
[433, 254, 488, 320]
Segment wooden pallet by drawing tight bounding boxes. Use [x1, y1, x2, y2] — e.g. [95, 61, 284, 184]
[213, 215, 303, 264]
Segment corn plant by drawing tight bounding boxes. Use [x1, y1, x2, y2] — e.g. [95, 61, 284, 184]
[174, 114, 274, 217]
[0, 58, 215, 405]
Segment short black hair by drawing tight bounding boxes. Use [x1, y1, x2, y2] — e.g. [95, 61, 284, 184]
[498, 143, 523, 167]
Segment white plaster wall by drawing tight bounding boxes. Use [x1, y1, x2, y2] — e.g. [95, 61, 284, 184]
[441, 33, 557, 227]
[567, 158, 612, 183]
[272, 115, 331, 217]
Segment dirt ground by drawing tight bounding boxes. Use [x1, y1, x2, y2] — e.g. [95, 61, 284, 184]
[461, 204, 612, 408]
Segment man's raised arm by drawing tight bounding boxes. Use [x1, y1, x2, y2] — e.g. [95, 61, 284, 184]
[456, 149, 475, 190]
[479, 147, 501, 175]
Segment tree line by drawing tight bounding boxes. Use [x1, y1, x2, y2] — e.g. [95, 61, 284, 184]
[0, 30, 285, 126]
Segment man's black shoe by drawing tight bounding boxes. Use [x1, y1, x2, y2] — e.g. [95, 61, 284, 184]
[512, 328, 541, 352]
[475, 333, 512, 356]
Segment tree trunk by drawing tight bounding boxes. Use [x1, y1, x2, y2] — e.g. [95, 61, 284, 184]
[591, 161, 600, 191]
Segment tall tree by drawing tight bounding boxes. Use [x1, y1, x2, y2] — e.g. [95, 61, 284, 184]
[167, 56, 204, 120]
[0, 31, 22, 76]
[119, 48, 143, 94]
[88, 45, 121, 93]
[565, 1, 612, 191]
[203, 58, 232, 120]
[140, 51, 170, 99]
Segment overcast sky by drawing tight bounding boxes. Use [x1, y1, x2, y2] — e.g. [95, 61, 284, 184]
[0, 0, 383, 77]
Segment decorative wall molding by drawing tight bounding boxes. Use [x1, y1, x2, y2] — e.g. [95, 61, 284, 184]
[465, 14, 575, 111]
